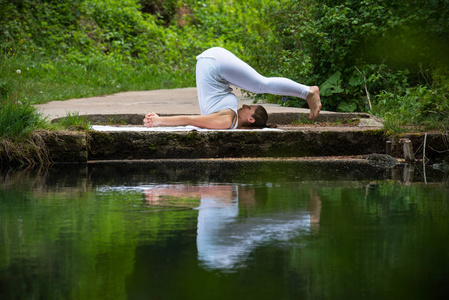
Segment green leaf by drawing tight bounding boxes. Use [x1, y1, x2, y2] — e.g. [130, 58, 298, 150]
[338, 101, 357, 112]
[320, 71, 344, 96]
[349, 75, 363, 87]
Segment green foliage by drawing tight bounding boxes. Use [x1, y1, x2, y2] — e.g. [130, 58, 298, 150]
[139, 0, 178, 24]
[372, 69, 449, 132]
[320, 71, 344, 97]
[260, 0, 449, 117]
[0, 0, 273, 106]
[0, 95, 47, 138]
[56, 112, 91, 131]
[0, 68, 48, 138]
[0, 0, 448, 134]
[0, 93, 50, 166]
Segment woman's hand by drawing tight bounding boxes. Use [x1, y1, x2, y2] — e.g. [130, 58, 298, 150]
[143, 112, 160, 127]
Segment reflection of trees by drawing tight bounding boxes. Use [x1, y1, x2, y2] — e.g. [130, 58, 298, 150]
[286, 183, 449, 300]
[0, 167, 50, 189]
[1, 163, 448, 299]
[0, 183, 197, 299]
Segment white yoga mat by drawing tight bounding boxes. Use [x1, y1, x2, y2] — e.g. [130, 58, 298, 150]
[91, 125, 282, 132]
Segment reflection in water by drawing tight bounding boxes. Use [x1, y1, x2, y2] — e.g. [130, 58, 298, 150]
[2, 162, 448, 300]
[143, 184, 321, 271]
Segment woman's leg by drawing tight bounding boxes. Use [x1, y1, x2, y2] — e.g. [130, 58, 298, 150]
[213, 47, 310, 99]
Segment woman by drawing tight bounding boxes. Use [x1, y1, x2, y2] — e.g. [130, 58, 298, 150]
[144, 47, 321, 129]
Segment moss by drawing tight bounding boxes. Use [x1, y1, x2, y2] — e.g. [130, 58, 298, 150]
[362, 129, 384, 136]
[384, 129, 395, 137]
[1, 130, 88, 166]
[183, 131, 202, 145]
[166, 134, 177, 140]
[88, 130, 115, 144]
[148, 144, 157, 153]
[291, 115, 314, 125]
[160, 132, 203, 146]
[317, 131, 337, 140]
[87, 131, 118, 156]
[397, 132, 424, 139]
[346, 117, 361, 125]
[86, 129, 387, 160]
[42, 131, 87, 162]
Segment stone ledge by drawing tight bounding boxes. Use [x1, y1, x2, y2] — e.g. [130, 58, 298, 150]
[87, 129, 385, 160]
[39, 131, 87, 163]
[38, 129, 448, 163]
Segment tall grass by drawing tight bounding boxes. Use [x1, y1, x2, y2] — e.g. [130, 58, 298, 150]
[55, 112, 91, 131]
[0, 56, 53, 167]
[0, 95, 48, 138]
[0, 94, 52, 167]
[0, 56, 50, 138]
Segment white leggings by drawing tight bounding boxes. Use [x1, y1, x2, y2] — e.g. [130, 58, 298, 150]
[209, 47, 310, 99]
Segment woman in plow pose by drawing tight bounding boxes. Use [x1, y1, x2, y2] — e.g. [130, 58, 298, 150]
[144, 47, 321, 129]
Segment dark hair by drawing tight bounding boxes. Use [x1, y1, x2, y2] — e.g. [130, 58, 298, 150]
[247, 105, 276, 128]
[251, 105, 268, 127]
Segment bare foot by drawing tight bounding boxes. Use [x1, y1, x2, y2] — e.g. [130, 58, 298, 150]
[306, 86, 321, 119]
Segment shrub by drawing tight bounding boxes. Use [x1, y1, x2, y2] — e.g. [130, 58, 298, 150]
[258, 0, 449, 113]
[372, 69, 449, 132]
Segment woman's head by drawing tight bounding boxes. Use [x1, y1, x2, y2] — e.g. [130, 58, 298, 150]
[237, 104, 268, 128]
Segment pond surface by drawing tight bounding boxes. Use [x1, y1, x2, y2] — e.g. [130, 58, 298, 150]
[1, 161, 448, 300]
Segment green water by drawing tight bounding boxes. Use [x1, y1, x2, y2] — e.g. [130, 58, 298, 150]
[1, 161, 448, 300]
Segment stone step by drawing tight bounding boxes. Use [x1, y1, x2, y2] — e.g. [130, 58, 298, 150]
[87, 128, 386, 161]
[37, 112, 448, 163]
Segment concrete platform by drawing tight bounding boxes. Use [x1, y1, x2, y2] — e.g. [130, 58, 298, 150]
[34, 87, 336, 121]
[31, 88, 397, 163]
[34, 87, 384, 128]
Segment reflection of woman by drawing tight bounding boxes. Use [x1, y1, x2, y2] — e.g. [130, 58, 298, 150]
[144, 184, 321, 271]
[144, 47, 321, 129]
[195, 186, 240, 270]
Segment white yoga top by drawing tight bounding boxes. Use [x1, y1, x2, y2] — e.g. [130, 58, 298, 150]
[196, 49, 239, 129]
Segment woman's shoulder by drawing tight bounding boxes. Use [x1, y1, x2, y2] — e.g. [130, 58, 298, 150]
[214, 109, 237, 129]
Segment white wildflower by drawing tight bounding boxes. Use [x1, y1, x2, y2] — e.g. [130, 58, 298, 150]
[16, 69, 21, 74]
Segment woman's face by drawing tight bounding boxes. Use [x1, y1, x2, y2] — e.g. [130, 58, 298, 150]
[237, 104, 258, 125]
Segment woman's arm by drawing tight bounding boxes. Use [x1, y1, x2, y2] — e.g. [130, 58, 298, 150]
[144, 110, 235, 129]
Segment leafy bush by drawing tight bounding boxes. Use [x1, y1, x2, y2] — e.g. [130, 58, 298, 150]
[373, 69, 449, 132]
[259, 0, 449, 114]
[0, 0, 273, 105]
